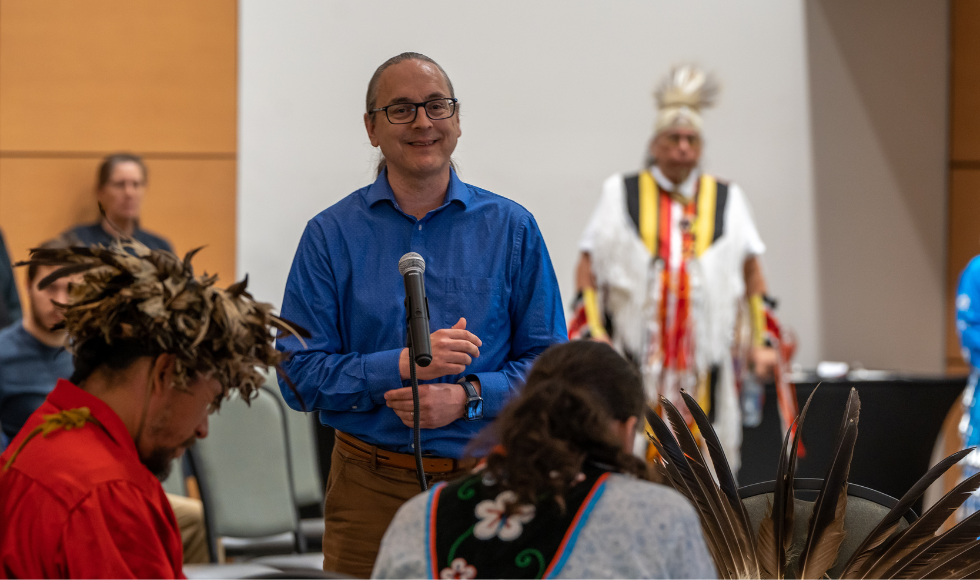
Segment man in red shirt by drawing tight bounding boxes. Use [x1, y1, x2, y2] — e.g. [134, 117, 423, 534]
[0, 240, 305, 578]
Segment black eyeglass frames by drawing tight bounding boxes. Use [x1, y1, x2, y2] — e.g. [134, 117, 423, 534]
[370, 98, 458, 124]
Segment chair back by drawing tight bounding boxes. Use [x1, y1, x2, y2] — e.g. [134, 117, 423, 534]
[739, 478, 916, 578]
[263, 369, 323, 509]
[160, 457, 186, 496]
[188, 386, 303, 560]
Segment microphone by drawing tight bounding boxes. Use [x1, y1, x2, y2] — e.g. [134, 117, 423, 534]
[399, 252, 432, 367]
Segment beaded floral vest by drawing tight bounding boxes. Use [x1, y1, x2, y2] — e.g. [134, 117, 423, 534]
[424, 468, 611, 579]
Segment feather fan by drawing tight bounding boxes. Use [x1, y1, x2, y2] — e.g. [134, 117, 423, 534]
[645, 405, 736, 576]
[797, 388, 859, 579]
[840, 447, 974, 578]
[681, 390, 759, 575]
[648, 386, 980, 580]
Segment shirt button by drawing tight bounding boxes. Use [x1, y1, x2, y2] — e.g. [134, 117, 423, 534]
[418, 224, 423, 230]
[352, 405, 358, 410]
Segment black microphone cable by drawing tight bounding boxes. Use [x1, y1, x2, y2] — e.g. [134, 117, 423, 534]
[408, 339, 427, 491]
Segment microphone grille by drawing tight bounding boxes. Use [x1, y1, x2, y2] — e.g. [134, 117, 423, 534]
[398, 252, 425, 276]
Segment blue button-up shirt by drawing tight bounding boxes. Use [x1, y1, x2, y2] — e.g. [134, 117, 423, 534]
[277, 169, 566, 459]
[0, 324, 74, 442]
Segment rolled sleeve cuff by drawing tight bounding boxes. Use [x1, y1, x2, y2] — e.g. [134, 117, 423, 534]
[472, 371, 511, 418]
[363, 348, 405, 405]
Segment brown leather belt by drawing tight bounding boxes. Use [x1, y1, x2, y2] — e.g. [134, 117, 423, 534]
[334, 431, 476, 474]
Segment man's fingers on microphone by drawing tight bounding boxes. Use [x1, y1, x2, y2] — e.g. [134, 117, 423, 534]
[441, 363, 467, 376]
[384, 387, 415, 402]
[438, 329, 482, 347]
[453, 330, 482, 347]
[386, 399, 416, 412]
[441, 351, 472, 366]
[444, 338, 481, 357]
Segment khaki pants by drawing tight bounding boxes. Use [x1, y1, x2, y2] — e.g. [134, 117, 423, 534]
[166, 493, 209, 564]
[321, 440, 475, 578]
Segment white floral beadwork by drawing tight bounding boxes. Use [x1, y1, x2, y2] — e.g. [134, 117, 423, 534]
[473, 490, 536, 541]
[440, 557, 477, 579]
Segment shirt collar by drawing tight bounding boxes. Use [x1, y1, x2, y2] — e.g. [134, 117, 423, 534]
[47, 379, 139, 459]
[363, 168, 471, 210]
[652, 165, 701, 200]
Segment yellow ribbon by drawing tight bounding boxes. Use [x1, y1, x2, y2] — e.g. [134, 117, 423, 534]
[693, 175, 718, 257]
[582, 287, 608, 339]
[3, 407, 101, 471]
[639, 172, 719, 258]
[639, 171, 658, 255]
[748, 294, 767, 348]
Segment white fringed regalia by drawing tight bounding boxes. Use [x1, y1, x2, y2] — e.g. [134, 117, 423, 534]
[576, 66, 765, 471]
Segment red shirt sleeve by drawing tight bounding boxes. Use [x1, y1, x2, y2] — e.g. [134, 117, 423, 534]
[61, 481, 185, 579]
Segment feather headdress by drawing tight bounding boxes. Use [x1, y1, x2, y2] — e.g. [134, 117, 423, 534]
[654, 64, 720, 134]
[648, 387, 980, 579]
[15, 237, 309, 408]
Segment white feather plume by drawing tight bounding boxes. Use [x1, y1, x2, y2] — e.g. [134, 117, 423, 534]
[655, 64, 720, 112]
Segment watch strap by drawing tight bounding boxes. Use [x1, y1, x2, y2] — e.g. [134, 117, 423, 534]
[457, 377, 484, 421]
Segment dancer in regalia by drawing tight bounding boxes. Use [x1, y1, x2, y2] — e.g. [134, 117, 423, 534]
[569, 65, 793, 470]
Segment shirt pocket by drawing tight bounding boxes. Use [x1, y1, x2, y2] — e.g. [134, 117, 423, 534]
[443, 277, 507, 343]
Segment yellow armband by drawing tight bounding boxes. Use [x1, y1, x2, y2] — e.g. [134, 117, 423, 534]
[749, 294, 767, 348]
[583, 287, 608, 339]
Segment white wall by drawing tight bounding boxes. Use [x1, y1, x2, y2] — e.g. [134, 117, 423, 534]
[238, 0, 945, 371]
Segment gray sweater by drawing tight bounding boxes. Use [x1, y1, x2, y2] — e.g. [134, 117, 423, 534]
[372, 473, 718, 579]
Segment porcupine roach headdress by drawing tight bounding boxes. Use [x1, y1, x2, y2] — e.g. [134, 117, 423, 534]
[654, 64, 720, 134]
[16, 238, 309, 408]
[647, 387, 980, 579]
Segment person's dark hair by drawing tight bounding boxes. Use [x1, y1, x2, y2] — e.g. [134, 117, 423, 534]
[481, 341, 648, 510]
[97, 153, 147, 190]
[20, 238, 306, 406]
[365, 52, 457, 177]
[365, 52, 455, 113]
[69, 336, 160, 386]
[26, 237, 71, 285]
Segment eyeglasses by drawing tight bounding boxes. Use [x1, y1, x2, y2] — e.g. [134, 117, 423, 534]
[662, 133, 702, 147]
[107, 179, 146, 190]
[370, 98, 458, 124]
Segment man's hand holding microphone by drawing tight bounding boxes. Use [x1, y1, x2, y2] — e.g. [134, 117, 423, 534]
[386, 317, 482, 429]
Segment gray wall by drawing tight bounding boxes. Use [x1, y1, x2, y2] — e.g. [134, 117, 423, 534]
[238, 0, 949, 372]
[807, 0, 948, 373]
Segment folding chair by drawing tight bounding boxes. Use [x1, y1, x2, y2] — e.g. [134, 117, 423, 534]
[187, 386, 324, 573]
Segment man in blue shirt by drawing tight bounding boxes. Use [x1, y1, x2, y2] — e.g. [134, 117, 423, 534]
[277, 52, 566, 577]
[0, 240, 75, 446]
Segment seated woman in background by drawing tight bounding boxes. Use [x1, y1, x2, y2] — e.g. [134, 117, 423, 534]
[372, 341, 716, 579]
[64, 153, 172, 252]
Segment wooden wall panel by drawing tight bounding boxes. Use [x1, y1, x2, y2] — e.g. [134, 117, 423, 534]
[947, 0, 980, 372]
[951, 0, 980, 161]
[946, 170, 980, 371]
[140, 159, 237, 284]
[0, 0, 237, 311]
[0, 0, 236, 154]
[0, 157, 236, 305]
[0, 157, 100, 263]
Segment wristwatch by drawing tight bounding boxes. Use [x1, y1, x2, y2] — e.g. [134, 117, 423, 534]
[457, 376, 484, 421]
